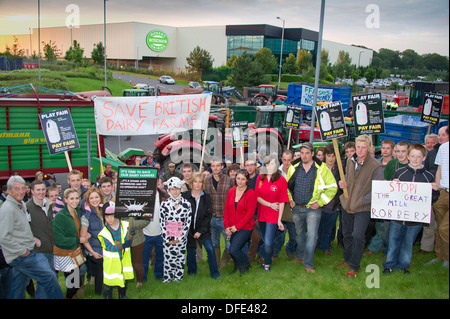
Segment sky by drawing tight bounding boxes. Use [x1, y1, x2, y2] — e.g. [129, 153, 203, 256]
[0, 0, 449, 56]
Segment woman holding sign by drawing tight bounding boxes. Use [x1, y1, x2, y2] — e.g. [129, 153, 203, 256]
[160, 177, 192, 283]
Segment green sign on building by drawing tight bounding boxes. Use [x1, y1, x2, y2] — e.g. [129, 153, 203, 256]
[146, 30, 169, 52]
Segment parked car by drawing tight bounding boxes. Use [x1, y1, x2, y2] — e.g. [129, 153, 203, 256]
[159, 75, 175, 84]
[189, 81, 201, 89]
[133, 83, 150, 90]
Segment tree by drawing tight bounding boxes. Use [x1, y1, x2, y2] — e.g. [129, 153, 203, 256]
[186, 46, 214, 72]
[254, 47, 278, 74]
[227, 54, 238, 67]
[364, 67, 377, 84]
[422, 53, 449, 71]
[64, 40, 84, 64]
[42, 40, 60, 62]
[91, 42, 105, 65]
[282, 53, 297, 74]
[228, 52, 269, 90]
[296, 49, 313, 74]
[333, 50, 353, 79]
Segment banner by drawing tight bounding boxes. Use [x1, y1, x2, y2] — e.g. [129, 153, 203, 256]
[38, 108, 80, 155]
[371, 180, 432, 224]
[94, 94, 212, 136]
[301, 85, 333, 107]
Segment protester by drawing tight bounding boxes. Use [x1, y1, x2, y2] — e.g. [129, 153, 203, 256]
[181, 163, 195, 192]
[205, 158, 234, 269]
[385, 141, 410, 181]
[0, 175, 63, 299]
[160, 177, 192, 283]
[162, 162, 183, 181]
[256, 154, 289, 271]
[424, 133, 439, 153]
[317, 143, 342, 254]
[53, 188, 90, 299]
[26, 179, 56, 298]
[315, 146, 325, 163]
[98, 205, 134, 299]
[99, 176, 115, 203]
[80, 187, 105, 295]
[182, 173, 220, 279]
[378, 139, 395, 167]
[224, 169, 257, 275]
[338, 135, 384, 278]
[383, 144, 439, 274]
[130, 216, 150, 288]
[286, 143, 337, 273]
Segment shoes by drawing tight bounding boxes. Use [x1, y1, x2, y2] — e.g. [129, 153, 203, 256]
[260, 264, 271, 272]
[383, 268, 393, 274]
[293, 258, 303, 264]
[403, 269, 411, 274]
[336, 261, 348, 268]
[286, 252, 293, 259]
[304, 267, 316, 273]
[346, 269, 358, 278]
[364, 250, 375, 256]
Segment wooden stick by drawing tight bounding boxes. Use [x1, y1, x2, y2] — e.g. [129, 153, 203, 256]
[287, 128, 292, 149]
[199, 119, 209, 172]
[64, 151, 73, 172]
[97, 134, 104, 174]
[333, 138, 348, 198]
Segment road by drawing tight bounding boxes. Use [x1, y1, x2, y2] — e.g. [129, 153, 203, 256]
[112, 72, 187, 92]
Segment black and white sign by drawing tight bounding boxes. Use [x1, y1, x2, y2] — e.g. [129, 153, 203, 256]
[315, 101, 347, 141]
[284, 105, 303, 129]
[421, 92, 443, 126]
[38, 108, 80, 155]
[231, 121, 248, 148]
[351, 93, 385, 136]
[115, 166, 158, 219]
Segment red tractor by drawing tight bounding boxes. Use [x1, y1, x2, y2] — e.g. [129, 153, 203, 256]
[253, 85, 287, 106]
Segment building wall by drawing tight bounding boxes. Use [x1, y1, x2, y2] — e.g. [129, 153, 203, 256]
[322, 39, 373, 67]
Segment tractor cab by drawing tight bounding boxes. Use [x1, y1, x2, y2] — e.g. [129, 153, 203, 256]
[253, 105, 290, 145]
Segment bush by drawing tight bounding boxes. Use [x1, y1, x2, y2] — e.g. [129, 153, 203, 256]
[281, 74, 303, 83]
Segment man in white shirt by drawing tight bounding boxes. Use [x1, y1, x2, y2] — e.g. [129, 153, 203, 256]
[429, 126, 449, 268]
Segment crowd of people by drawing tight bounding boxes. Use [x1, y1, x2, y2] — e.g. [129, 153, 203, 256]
[0, 126, 448, 299]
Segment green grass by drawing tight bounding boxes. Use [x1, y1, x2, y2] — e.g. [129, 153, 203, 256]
[65, 77, 133, 96]
[55, 241, 448, 300]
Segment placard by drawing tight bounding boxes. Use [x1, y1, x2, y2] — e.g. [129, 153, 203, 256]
[230, 121, 248, 148]
[421, 92, 443, 125]
[38, 108, 80, 155]
[352, 93, 385, 136]
[300, 85, 333, 107]
[315, 101, 348, 141]
[284, 105, 303, 129]
[115, 166, 158, 219]
[371, 180, 432, 224]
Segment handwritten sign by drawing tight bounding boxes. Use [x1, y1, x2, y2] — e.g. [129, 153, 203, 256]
[94, 94, 212, 136]
[421, 92, 443, 125]
[38, 108, 80, 155]
[315, 101, 348, 141]
[371, 180, 432, 223]
[352, 93, 385, 136]
[300, 85, 333, 107]
[166, 221, 183, 237]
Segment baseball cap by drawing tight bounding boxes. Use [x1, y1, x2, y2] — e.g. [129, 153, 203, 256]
[168, 162, 176, 167]
[104, 205, 115, 215]
[299, 142, 314, 151]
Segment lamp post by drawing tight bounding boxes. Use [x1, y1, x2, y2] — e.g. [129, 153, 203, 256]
[276, 17, 285, 89]
[104, 0, 108, 88]
[38, 0, 41, 80]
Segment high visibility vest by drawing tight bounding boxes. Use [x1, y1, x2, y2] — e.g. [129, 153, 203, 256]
[98, 221, 134, 287]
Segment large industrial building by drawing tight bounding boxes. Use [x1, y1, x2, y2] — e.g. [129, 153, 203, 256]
[0, 22, 373, 71]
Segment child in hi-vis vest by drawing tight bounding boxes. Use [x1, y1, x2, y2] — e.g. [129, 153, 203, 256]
[98, 204, 134, 299]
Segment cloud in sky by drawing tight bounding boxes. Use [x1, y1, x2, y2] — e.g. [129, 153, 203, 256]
[0, 0, 448, 56]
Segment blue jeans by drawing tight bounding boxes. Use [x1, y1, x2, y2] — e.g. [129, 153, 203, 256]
[273, 221, 297, 257]
[383, 221, 422, 270]
[318, 210, 339, 252]
[143, 234, 164, 281]
[259, 222, 279, 266]
[0, 266, 13, 299]
[35, 253, 56, 299]
[9, 250, 63, 299]
[187, 239, 220, 278]
[210, 217, 230, 253]
[368, 220, 390, 254]
[229, 230, 252, 266]
[292, 206, 322, 269]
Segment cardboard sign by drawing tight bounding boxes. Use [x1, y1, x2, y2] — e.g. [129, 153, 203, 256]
[231, 121, 248, 148]
[300, 85, 333, 107]
[352, 93, 385, 136]
[315, 101, 348, 141]
[371, 180, 432, 224]
[115, 166, 158, 218]
[284, 105, 303, 129]
[94, 94, 212, 136]
[38, 108, 80, 155]
[421, 92, 443, 125]
[166, 221, 183, 237]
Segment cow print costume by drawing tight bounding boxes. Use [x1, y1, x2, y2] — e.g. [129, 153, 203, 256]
[160, 177, 192, 283]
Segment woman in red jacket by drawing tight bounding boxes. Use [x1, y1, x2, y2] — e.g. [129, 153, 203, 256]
[224, 169, 257, 275]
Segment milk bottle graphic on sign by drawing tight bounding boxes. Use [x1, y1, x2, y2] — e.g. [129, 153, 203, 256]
[355, 102, 368, 126]
[423, 98, 432, 116]
[320, 111, 332, 132]
[46, 120, 61, 143]
[286, 109, 294, 123]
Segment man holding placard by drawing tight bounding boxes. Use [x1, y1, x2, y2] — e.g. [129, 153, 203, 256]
[338, 135, 384, 278]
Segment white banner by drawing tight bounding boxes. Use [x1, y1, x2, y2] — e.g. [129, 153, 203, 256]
[371, 180, 432, 224]
[94, 94, 212, 136]
[301, 85, 333, 107]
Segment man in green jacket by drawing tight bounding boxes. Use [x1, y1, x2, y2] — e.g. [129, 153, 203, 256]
[286, 142, 338, 273]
